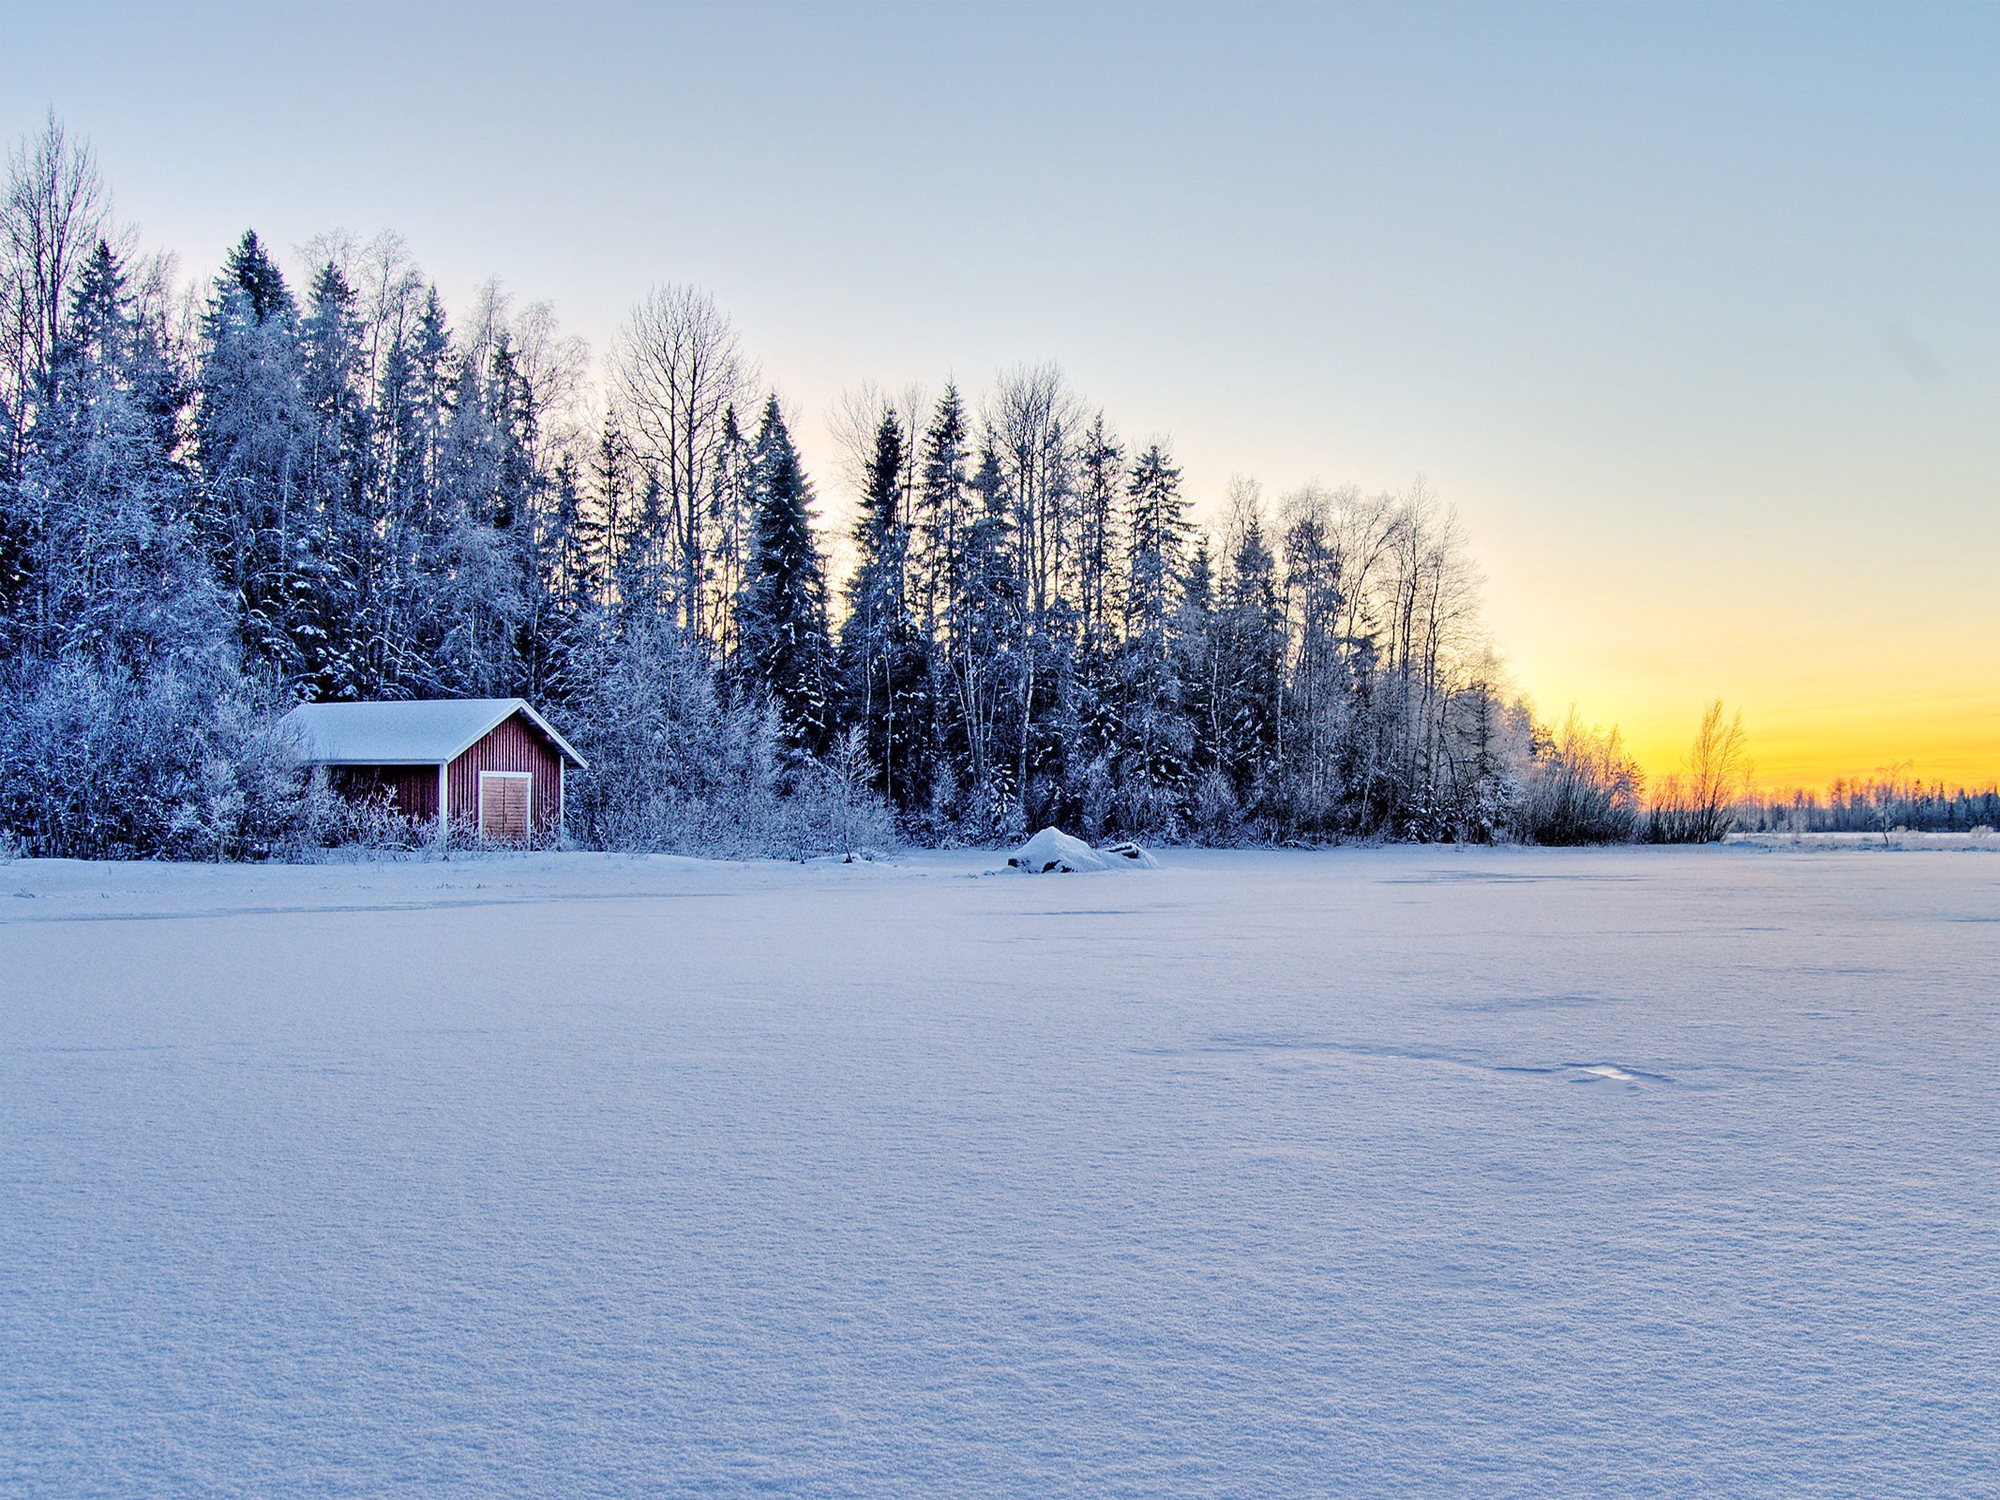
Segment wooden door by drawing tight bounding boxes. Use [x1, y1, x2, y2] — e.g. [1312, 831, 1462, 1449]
[478, 771, 532, 844]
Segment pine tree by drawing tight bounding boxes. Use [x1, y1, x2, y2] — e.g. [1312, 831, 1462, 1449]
[6, 241, 224, 672]
[838, 410, 922, 809]
[939, 437, 1023, 832]
[295, 260, 371, 697]
[1216, 510, 1285, 814]
[194, 229, 314, 682]
[1116, 442, 1192, 829]
[737, 397, 831, 757]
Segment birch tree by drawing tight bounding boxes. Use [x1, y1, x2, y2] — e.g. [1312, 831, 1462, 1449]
[613, 285, 749, 646]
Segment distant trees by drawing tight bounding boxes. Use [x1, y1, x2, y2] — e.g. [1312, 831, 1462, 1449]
[1740, 772, 1998, 836]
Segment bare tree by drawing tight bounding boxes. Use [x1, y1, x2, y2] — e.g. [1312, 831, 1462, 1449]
[347, 230, 425, 407]
[509, 299, 592, 471]
[2, 112, 110, 470]
[1650, 699, 1751, 841]
[1687, 699, 1751, 836]
[829, 379, 929, 507]
[1867, 759, 1912, 845]
[613, 285, 752, 642]
[985, 362, 1083, 622]
[983, 363, 1085, 820]
[1518, 711, 1644, 844]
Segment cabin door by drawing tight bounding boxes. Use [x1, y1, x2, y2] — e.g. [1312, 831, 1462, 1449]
[478, 771, 532, 844]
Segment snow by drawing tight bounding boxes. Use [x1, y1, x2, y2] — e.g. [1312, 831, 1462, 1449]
[2, 845, 1996, 1497]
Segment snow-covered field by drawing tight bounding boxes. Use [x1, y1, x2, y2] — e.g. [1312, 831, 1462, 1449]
[2, 845, 1995, 1498]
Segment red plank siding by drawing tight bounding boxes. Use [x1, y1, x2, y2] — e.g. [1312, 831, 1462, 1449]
[447, 712, 563, 843]
[330, 765, 438, 824]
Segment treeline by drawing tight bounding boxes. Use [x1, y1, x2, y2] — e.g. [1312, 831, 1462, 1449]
[1742, 778, 2000, 836]
[2, 116, 1701, 858]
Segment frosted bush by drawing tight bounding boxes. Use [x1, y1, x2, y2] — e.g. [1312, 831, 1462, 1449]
[0, 659, 308, 860]
[1513, 712, 1642, 846]
[554, 621, 894, 859]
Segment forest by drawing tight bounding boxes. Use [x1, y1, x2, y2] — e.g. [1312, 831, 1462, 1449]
[1, 118, 1984, 859]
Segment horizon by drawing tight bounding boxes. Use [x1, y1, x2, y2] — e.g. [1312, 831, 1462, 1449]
[4, 0, 1995, 790]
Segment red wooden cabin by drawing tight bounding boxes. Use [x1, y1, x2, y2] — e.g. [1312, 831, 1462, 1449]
[278, 698, 588, 845]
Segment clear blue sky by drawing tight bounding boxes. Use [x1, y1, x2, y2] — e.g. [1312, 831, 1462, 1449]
[5, 1, 1996, 780]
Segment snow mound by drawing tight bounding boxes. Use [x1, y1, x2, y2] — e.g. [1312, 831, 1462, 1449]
[1099, 839, 1160, 869]
[1006, 828, 1157, 873]
[1008, 828, 1109, 873]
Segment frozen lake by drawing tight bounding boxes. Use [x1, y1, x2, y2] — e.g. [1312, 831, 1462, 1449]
[2, 846, 1995, 1497]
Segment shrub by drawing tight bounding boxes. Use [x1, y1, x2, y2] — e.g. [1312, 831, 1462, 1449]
[1513, 712, 1642, 845]
[0, 658, 307, 859]
[1647, 701, 1750, 844]
[553, 620, 894, 859]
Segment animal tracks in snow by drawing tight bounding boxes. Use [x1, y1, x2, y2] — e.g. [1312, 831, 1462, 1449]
[1182, 1033, 1678, 1089]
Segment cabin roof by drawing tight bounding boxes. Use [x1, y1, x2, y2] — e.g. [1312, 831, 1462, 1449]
[277, 698, 588, 769]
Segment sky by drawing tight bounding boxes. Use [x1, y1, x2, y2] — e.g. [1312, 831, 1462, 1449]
[4, 0, 1996, 787]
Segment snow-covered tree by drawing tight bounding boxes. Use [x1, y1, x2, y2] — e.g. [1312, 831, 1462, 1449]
[838, 410, 927, 812]
[737, 397, 832, 758]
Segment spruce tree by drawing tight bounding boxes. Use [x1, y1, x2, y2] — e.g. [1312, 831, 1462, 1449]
[1116, 442, 1192, 829]
[1074, 413, 1124, 655]
[910, 382, 968, 639]
[1216, 511, 1285, 812]
[1178, 534, 1221, 779]
[295, 261, 371, 697]
[705, 404, 753, 661]
[423, 339, 533, 695]
[590, 416, 632, 614]
[737, 397, 831, 757]
[368, 286, 454, 696]
[615, 467, 669, 624]
[838, 410, 921, 808]
[194, 229, 314, 683]
[224, 230, 295, 323]
[7, 241, 224, 672]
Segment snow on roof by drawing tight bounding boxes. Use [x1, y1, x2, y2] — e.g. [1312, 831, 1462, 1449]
[276, 698, 587, 769]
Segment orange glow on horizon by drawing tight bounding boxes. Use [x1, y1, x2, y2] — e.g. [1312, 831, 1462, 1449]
[1618, 692, 2000, 795]
[1483, 535, 2000, 799]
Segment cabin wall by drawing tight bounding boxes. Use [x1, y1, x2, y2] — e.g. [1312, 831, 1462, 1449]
[330, 765, 439, 824]
[447, 714, 563, 841]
